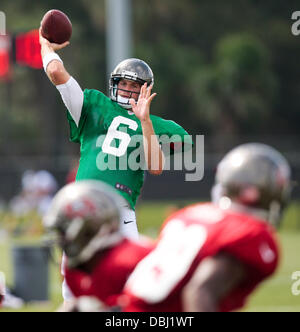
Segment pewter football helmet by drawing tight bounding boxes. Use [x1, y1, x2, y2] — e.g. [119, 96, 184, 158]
[44, 180, 125, 268]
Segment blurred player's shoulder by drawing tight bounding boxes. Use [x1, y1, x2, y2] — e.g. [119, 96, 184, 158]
[164, 201, 278, 232]
[161, 202, 279, 271]
[162, 202, 226, 228]
[106, 237, 155, 267]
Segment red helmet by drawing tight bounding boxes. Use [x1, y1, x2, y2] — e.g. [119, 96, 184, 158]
[44, 180, 125, 268]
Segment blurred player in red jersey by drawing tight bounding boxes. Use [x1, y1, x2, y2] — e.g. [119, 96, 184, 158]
[122, 143, 292, 312]
[43, 180, 155, 310]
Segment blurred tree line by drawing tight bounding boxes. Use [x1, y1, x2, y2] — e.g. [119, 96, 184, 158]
[0, 0, 299, 194]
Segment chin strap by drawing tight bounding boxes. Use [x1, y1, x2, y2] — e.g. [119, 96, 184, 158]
[68, 229, 124, 269]
[115, 95, 133, 109]
[211, 184, 282, 226]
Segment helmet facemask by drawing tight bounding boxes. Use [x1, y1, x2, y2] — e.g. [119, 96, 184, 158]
[109, 58, 154, 109]
[212, 143, 292, 228]
[60, 215, 122, 269]
[110, 76, 143, 110]
[212, 183, 287, 227]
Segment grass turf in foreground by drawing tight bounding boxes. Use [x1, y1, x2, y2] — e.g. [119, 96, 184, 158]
[243, 231, 300, 312]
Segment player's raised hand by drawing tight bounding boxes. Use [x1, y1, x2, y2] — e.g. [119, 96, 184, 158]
[39, 27, 70, 51]
[130, 83, 157, 122]
[39, 25, 71, 85]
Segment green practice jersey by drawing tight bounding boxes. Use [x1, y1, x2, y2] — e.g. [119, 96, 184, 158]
[66, 89, 193, 210]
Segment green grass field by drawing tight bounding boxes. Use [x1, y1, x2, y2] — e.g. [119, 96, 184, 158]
[0, 201, 300, 312]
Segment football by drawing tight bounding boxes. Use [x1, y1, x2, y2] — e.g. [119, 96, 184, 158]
[41, 9, 72, 44]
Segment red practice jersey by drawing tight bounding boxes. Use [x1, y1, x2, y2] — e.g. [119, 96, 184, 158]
[65, 238, 155, 307]
[123, 203, 280, 312]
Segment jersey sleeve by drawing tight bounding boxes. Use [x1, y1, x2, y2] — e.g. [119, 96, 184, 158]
[224, 228, 279, 278]
[151, 116, 193, 156]
[66, 89, 104, 143]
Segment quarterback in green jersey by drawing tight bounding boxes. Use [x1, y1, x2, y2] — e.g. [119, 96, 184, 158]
[39, 29, 192, 242]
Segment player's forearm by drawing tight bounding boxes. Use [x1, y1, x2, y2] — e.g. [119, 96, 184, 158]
[46, 59, 70, 85]
[40, 40, 54, 59]
[182, 282, 218, 312]
[40, 40, 83, 124]
[47, 61, 70, 85]
[41, 44, 70, 85]
[141, 119, 164, 175]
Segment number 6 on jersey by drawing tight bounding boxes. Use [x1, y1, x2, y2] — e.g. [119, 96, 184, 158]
[102, 116, 138, 157]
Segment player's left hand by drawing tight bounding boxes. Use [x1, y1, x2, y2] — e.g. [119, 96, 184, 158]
[130, 83, 157, 122]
